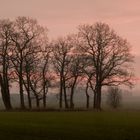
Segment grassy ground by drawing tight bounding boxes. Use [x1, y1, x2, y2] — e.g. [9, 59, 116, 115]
[0, 111, 140, 140]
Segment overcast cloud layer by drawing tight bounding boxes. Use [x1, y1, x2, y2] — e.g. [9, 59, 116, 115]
[0, 0, 140, 91]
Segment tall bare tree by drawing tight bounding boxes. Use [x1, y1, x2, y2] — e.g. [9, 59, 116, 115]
[52, 36, 74, 108]
[28, 43, 52, 108]
[0, 19, 13, 110]
[10, 17, 44, 109]
[65, 54, 84, 108]
[41, 45, 52, 108]
[78, 22, 134, 110]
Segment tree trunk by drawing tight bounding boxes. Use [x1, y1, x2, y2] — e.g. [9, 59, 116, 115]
[22, 76, 32, 109]
[0, 75, 11, 110]
[70, 78, 77, 109]
[59, 76, 63, 108]
[94, 85, 102, 110]
[43, 93, 46, 108]
[5, 74, 12, 109]
[70, 87, 74, 109]
[43, 85, 47, 108]
[63, 79, 69, 109]
[85, 83, 89, 109]
[26, 74, 32, 109]
[97, 87, 101, 110]
[35, 96, 40, 108]
[19, 60, 25, 109]
[86, 93, 89, 109]
[93, 90, 97, 109]
[43, 81, 48, 108]
[19, 76, 25, 109]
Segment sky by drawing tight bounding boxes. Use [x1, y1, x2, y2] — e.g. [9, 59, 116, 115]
[0, 0, 140, 92]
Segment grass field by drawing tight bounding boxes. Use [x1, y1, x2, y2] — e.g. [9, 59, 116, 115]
[0, 111, 140, 140]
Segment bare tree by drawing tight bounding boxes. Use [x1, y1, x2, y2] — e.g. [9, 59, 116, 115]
[78, 22, 134, 110]
[22, 47, 41, 108]
[52, 36, 74, 109]
[10, 17, 44, 109]
[29, 51, 52, 109]
[39, 44, 52, 108]
[107, 87, 122, 109]
[66, 54, 84, 109]
[0, 19, 13, 110]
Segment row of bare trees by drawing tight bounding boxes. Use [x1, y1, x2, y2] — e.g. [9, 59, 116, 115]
[0, 17, 134, 110]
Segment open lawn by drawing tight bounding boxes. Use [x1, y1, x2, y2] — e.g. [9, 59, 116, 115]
[0, 111, 140, 140]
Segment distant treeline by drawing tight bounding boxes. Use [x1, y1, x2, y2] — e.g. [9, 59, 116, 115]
[0, 17, 134, 110]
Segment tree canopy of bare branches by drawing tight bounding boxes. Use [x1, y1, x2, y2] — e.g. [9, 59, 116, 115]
[78, 22, 134, 110]
[0, 18, 134, 111]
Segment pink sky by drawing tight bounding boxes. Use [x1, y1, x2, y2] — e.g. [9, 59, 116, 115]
[0, 0, 140, 92]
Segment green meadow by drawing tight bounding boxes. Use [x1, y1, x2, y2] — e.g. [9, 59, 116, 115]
[0, 111, 140, 140]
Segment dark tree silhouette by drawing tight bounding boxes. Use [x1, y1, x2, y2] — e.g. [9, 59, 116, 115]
[78, 22, 134, 110]
[10, 17, 44, 109]
[52, 36, 74, 109]
[0, 17, 134, 111]
[0, 19, 13, 110]
[66, 54, 84, 108]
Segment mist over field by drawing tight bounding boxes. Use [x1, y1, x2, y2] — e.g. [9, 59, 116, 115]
[0, 88, 139, 110]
